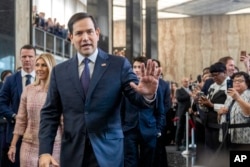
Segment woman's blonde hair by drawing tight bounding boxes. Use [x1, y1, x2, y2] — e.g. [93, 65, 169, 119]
[33, 53, 56, 89]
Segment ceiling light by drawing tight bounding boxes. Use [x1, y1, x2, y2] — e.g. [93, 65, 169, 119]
[158, 12, 190, 19]
[227, 7, 250, 15]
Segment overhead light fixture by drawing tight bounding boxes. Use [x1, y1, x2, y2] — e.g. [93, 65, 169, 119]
[158, 12, 190, 19]
[158, 0, 193, 10]
[227, 7, 250, 15]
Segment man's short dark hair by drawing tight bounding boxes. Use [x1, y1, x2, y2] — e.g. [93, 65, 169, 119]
[209, 62, 226, 73]
[20, 44, 36, 55]
[67, 12, 98, 34]
[133, 56, 148, 66]
[152, 59, 161, 67]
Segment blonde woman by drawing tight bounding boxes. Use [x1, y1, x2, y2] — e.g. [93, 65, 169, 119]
[7, 53, 62, 167]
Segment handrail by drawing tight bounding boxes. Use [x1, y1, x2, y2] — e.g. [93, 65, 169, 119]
[32, 27, 74, 60]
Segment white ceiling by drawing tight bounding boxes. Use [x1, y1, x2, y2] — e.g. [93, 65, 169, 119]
[113, 0, 250, 20]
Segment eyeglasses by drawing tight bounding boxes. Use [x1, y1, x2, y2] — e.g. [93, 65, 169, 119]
[232, 79, 245, 83]
[211, 72, 222, 77]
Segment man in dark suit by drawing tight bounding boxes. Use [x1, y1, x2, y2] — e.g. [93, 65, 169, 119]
[0, 70, 12, 167]
[38, 12, 161, 167]
[121, 56, 166, 167]
[0, 44, 36, 167]
[152, 59, 171, 167]
[175, 77, 192, 151]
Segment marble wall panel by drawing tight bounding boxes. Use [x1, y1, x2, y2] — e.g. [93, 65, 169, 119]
[114, 14, 250, 84]
[113, 21, 126, 47]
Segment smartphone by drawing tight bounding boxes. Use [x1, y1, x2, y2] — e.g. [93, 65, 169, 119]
[197, 91, 205, 98]
[240, 51, 247, 61]
[227, 79, 233, 90]
[241, 51, 247, 56]
[198, 91, 203, 96]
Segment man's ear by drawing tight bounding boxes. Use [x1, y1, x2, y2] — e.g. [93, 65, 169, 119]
[69, 34, 74, 44]
[96, 28, 101, 39]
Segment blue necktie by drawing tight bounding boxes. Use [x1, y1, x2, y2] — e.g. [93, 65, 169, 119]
[25, 74, 32, 86]
[81, 58, 90, 95]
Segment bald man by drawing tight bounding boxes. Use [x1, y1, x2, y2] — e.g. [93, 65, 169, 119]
[175, 77, 192, 151]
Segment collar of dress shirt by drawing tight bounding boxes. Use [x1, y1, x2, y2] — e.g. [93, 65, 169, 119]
[21, 69, 36, 78]
[77, 49, 98, 66]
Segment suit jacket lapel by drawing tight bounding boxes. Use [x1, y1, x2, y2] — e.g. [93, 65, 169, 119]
[86, 50, 109, 99]
[68, 56, 85, 100]
[16, 72, 22, 97]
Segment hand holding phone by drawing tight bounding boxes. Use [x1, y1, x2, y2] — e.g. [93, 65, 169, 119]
[197, 91, 204, 97]
[197, 91, 206, 102]
[227, 79, 233, 90]
[240, 51, 247, 61]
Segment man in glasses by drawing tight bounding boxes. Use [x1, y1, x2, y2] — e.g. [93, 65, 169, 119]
[198, 62, 230, 166]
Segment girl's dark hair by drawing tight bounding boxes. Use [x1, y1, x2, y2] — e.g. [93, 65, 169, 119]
[133, 56, 148, 66]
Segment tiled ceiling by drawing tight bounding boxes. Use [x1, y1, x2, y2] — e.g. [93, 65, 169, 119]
[113, 0, 250, 20]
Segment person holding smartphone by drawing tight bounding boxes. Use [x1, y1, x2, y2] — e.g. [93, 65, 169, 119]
[198, 62, 230, 166]
[217, 71, 250, 166]
[239, 51, 250, 74]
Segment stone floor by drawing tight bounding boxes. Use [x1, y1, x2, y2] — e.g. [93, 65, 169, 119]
[166, 145, 230, 167]
[166, 145, 197, 167]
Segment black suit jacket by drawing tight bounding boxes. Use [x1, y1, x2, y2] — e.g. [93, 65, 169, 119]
[121, 86, 165, 147]
[0, 71, 22, 142]
[176, 87, 191, 117]
[158, 79, 171, 119]
[201, 78, 214, 95]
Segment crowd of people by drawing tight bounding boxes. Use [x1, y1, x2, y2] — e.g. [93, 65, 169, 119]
[1, 11, 250, 167]
[32, 6, 68, 40]
[173, 54, 250, 166]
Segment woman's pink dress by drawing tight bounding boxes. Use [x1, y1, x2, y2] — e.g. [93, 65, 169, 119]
[13, 84, 62, 167]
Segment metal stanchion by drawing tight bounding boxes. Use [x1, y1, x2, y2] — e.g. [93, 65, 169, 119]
[182, 112, 190, 155]
[181, 113, 198, 167]
[189, 128, 196, 149]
